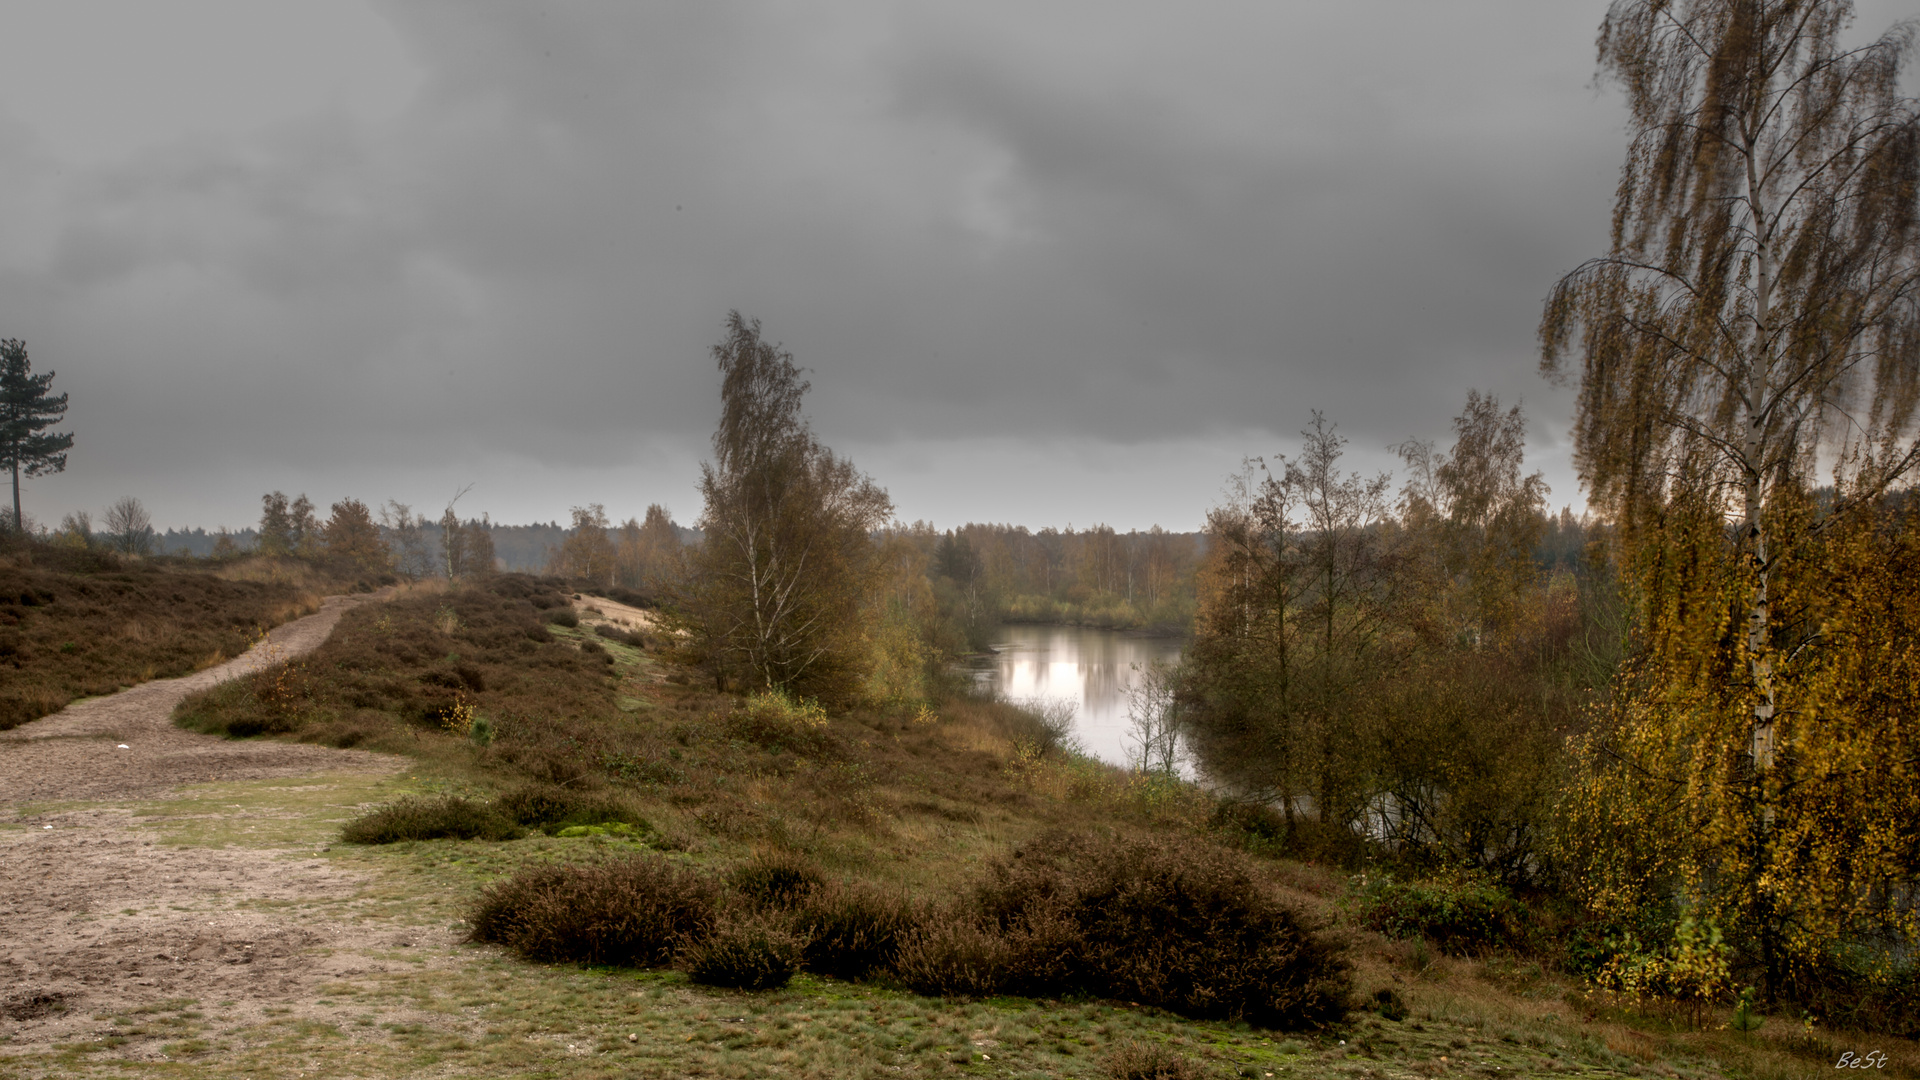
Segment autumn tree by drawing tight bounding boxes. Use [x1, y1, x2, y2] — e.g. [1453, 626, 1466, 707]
[0, 339, 72, 534]
[675, 311, 892, 697]
[465, 514, 496, 577]
[1542, 0, 1920, 996]
[257, 492, 295, 555]
[549, 504, 615, 585]
[1182, 415, 1399, 840]
[615, 504, 683, 593]
[103, 496, 153, 556]
[323, 498, 389, 576]
[381, 500, 433, 580]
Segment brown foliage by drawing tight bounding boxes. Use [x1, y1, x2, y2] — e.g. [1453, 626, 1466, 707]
[898, 831, 1351, 1030]
[0, 541, 314, 730]
[467, 852, 718, 967]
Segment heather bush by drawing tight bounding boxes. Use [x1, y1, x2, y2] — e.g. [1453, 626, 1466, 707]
[1102, 1040, 1217, 1080]
[892, 916, 1017, 997]
[679, 911, 807, 990]
[496, 784, 649, 834]
[340, 795, 524, 844]
[953, 831, 1351, 1028]
[791, 881, 918, 980]
[1351, 872, 1522, 956]
[725, 690, 838, 756]
[467, 852, 718, 966]
[729, 851, 824, 910]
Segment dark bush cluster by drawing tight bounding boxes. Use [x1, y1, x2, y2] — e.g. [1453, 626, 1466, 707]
[595, 622, 649, 649]
[463, 832, 1348, 1030]
[496, 784, 650, 835]
[590, 586, 657, 610]
[789, 881, 919, 980]
[340, 795, 525, 844]
[898, 832, 1351, 1029]
[468, 852, 719, 966]
[680, 912, 807, 990]
[1350, 873, 1522, 956]
[729, 851, 825, 910]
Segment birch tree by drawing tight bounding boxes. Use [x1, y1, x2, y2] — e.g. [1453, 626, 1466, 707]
[680, 312, 892, 697]
[1542, 0, 1920, 997]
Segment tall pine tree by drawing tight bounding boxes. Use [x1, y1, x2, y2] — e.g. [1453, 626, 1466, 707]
[0, 339, 73, 534]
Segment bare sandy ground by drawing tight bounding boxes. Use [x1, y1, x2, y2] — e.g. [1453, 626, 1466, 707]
[0, 591, 448, 1063]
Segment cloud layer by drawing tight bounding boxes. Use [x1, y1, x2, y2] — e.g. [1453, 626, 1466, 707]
[10, 0, 1848, 530]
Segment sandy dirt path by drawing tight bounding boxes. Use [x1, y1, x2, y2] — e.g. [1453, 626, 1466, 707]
[0, 590, 450, 1067]
[0, 591, 396, 803]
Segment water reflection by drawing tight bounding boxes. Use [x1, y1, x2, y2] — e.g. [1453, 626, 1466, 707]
[971, 624, 1185, 768]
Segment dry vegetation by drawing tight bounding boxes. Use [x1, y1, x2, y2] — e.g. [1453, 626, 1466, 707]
[0, 543, 341, 731]
[137, 573, 1918, 1077]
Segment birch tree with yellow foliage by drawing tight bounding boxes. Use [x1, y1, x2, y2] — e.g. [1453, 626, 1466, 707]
[1542, 0, 1920, 1002]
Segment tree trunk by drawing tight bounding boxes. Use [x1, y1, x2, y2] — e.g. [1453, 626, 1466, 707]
[1744, 128, 1783, 1003]
[1742, 134, 1778, 810]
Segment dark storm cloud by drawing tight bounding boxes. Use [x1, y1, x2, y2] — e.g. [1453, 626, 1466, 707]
[0, 0, 1737, 528]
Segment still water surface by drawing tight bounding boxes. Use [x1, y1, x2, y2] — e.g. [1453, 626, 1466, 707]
[971, 623, 1186, 768]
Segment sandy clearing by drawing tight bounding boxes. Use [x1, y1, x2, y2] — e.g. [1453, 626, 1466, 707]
[0, 590, 437, 1063]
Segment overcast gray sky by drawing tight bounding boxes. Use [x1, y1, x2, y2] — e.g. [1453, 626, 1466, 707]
[2, 1, 1911, 533]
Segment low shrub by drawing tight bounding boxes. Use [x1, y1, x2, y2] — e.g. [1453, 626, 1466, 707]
[545, 607, 580, 628]
[1369, 986, 1409, 1021]
[1102, 1040, 1216, 1080]
[893, 916, 1017, 998]
[1351, 872, 1522, 956]
[791, 881, 918, 980]
[340, 795, 524, 844]
[726, 690, 838, 756]
[730, 852, 825, 910]
[467, 852, 718, 966]
[679, 911, 807, 990]
[596, 623, 648, 648]
[590, 586, 656, 610]
[963, 831, 1352, 1028]
[497, 784, 649, 834]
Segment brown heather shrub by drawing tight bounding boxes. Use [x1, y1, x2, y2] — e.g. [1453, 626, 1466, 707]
[918, 831, 1352, 1029]
[1102, 1040, 1217, 1080]
[467, 852, 718, 967]
[595, 622, 648, 648]
[893, 916, 1018, 998]
[0, 545, 320, 730]
[679, 910, 807, 990]
[340, 795, 524, 844]
[729, 851, 825, 910]
[790, 881, 918, 980]
[497, 784, 648, 834]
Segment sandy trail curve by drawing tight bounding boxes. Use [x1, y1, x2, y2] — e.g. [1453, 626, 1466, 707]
[0, 591, 396, 803]
[0, 590, 449, 1067]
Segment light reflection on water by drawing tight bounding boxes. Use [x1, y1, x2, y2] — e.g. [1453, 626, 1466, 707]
[970, 623, 1186, 768]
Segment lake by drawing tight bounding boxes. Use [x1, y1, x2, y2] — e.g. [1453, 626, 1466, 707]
[969, 623, 1187, 768]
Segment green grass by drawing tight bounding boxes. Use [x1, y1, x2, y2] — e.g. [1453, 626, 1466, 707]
[9, 762, 1895, 1079]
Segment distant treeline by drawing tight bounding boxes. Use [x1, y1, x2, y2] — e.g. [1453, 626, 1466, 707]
[154, 517, 701, 574]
